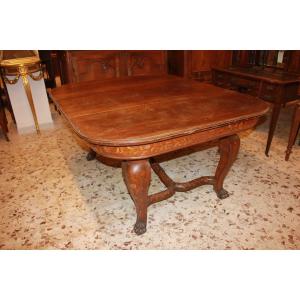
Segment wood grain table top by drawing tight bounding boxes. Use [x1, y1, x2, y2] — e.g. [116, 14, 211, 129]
[213, 66, 300, 84]
[50, 75, 269, 146]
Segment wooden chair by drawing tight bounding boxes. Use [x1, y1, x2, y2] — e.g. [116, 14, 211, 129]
[285, 101, 300, 161]
[0, 77, 16, 124]
[0, 94, 9, 141]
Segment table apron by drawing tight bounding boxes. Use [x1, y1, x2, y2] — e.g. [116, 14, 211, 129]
[89, 117, 261, 160]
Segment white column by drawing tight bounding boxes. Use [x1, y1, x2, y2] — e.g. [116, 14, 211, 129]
[5, 72, 53, 134]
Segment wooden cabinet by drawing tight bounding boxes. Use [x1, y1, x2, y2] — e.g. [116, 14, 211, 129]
[212, 66, 300, 156]
[167, 50, 187, 77]
[189, 50, 232, 73]
[167, 50, 232, 81]
[232, 50, 294, 70]
[58, 50, 167, 84]
[287, 51, 300, 73]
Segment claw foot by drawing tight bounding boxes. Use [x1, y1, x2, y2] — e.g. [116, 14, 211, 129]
[216, 188, 229, 199]
[86, 150, 96, 161]
[134, 221, 147, 235]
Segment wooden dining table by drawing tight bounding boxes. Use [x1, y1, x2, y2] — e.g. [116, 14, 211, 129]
[50, 75, 269, 235]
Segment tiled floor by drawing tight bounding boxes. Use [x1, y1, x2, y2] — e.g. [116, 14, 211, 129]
[0, 104, 299, 249]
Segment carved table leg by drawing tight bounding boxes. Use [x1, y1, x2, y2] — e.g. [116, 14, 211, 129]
[122, 159, 151, 235]
[86, 149, 97, 161]
[214, 134, 240, 199]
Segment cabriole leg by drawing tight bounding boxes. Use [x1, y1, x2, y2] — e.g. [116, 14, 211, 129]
[122, 159, 151, 235]
[214, 134, 240, 199]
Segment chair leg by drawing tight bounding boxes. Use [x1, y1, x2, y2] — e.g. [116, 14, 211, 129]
[0, 104, 9, 141]
[0, 121, 9, 141]
[3, 130, 9, 141]
[2, 86, 16, 124]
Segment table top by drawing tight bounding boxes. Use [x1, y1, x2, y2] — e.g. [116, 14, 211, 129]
[50, 75, 269, 146]
[213, 66, 300, 84]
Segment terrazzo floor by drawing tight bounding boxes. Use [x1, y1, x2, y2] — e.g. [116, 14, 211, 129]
[0, 103, 299, 249]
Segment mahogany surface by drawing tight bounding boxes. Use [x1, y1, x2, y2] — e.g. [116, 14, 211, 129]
[212, 66, 300, 156]
[51, 75, 268, 147]
[50, 75, 269, 235]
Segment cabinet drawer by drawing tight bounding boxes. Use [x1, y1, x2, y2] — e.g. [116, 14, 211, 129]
[260, 83, 277, 102]
[230, 76, 258, 95]
[213, 71, 230, 87]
